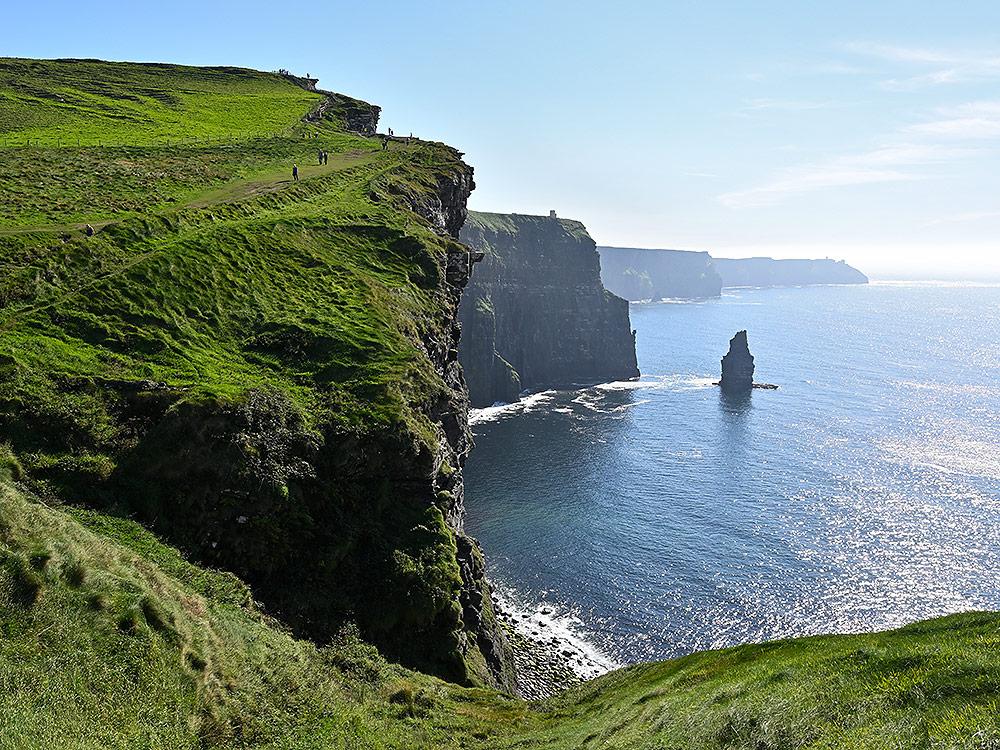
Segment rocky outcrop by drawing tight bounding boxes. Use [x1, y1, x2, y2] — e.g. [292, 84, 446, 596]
[714, 257, 868, 287]
[719, 330, 754, 394]
[303, 90, 382, 135]
[598, 247, 867, 301]
[458, 212, 639, 407]
[599, 246, 722, 299]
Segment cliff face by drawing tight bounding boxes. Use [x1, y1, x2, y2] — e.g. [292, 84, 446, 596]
[458, 212, 639, 407]
[599, 246, 722, 299]
[713, 257, 869, 287]
[598, 246, 868, 300]
[0, 60, 513, 692]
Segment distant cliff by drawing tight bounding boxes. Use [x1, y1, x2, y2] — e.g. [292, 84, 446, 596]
[599, 246, 722, 299]
[713, 257, 868, 287]
[459, 212, 639, 407]
[598, 246, 867, 300]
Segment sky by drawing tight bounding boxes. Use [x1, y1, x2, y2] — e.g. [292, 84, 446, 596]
[5, 1, 1000, 279]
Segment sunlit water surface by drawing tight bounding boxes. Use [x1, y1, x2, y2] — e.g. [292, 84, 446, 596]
[463, 283, 1000, 665]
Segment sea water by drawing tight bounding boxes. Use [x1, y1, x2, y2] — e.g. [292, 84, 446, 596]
[463, 282, 1000, 667]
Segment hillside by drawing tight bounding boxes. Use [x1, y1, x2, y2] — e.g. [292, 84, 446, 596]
[0, 57, 512, 691]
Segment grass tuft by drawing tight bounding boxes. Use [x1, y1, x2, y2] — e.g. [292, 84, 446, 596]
[140, 595, 174, 636]
[3, 552, 44, 606]
[62, 560, 87, 587]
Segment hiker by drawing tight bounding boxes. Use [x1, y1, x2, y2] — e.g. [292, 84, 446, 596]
[318, 150, 324, 165]
[381, 136, 389, 151]
[323, 151, 328, 165]
[292, 164, 299, 181]
[84, 223, 95, 237]
[388, 127, 393, 136]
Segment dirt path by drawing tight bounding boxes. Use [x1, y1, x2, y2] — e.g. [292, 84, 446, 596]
[0, 150, 377, 237]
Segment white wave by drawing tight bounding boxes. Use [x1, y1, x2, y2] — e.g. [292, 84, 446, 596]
[469, 390, 557, 425]
[491, 585, 619, 681]
[595, 375, 715, 392]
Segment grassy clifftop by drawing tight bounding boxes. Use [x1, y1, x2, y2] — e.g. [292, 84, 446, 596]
[0, 58, 321, 144]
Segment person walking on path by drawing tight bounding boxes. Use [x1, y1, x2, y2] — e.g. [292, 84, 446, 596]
[318, 150, 324, 165]
[381, 136, 389, 151]
[292, 164, 299, 181]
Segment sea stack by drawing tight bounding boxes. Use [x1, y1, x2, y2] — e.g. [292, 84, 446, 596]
[720, 330, 755, 394]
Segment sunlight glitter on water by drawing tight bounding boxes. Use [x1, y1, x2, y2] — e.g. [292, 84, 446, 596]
[463, 284, 1000, 664]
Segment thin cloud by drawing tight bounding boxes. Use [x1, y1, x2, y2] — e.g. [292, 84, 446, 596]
[742, 97, 843, 112]
[719, 93, 998, 209]
[904, 101, 1000, 140]
[922, 210, 1000, 227]
[843, 41, 1000, 89]
[718, 143, 977, 209]
[718, 166, 915, 208]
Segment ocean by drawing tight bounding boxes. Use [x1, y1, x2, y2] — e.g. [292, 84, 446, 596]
[463, 282, 1000, 669]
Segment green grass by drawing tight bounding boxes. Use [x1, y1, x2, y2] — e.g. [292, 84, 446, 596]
[0, 476, 522, 749]
[0, 58, 322, 146]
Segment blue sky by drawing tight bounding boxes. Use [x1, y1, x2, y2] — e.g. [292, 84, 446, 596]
[5, 1, 1000, 278]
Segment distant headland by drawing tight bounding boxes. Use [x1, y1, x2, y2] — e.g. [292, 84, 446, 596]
[598, 245, 868, 301]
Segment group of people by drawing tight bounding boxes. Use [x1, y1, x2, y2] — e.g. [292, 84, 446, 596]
[292, 127, 416, 179]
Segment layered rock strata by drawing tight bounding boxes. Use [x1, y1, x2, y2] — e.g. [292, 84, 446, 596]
[459, 212, 639, 407]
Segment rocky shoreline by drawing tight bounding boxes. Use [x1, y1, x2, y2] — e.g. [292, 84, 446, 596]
[489, 590, 617, 700]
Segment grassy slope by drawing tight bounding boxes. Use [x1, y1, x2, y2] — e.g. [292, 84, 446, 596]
[0, 58, 466, 481]
[2, 462, 998, 749]
[0, 58, 321, 145]
[0, 58, 497, 686]
[0, 461, 522, 749]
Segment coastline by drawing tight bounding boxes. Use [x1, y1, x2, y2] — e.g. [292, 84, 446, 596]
[489, 586, 618, 700]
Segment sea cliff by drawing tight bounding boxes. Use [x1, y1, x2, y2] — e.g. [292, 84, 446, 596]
[459, 212, 639, 407]
[599, 246, 722, 299]
[0, 58, 513, 691]
[713, 256, 869, 287]
[599, 245, 867, 300]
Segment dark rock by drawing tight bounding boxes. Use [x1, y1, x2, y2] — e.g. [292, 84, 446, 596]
[720, 330, 754, 394]
[301, 90, 381, 136]
[459, 212, 639, 407]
